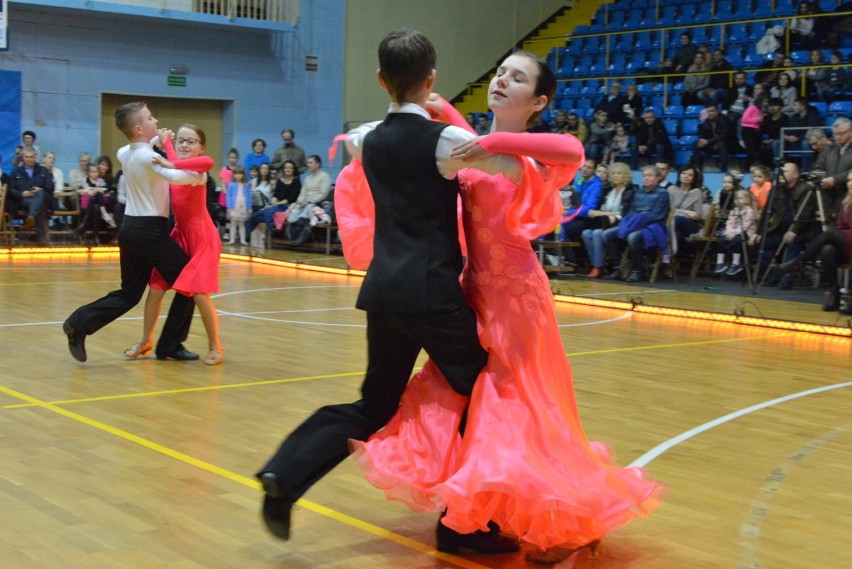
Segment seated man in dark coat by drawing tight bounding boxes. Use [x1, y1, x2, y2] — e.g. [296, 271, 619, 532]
[691, 104, 736, 172]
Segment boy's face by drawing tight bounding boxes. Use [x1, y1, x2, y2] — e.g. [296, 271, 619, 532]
[137, 106, 159, 139]
[23, 134, 34, 145]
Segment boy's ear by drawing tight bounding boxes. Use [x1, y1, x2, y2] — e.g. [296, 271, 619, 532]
[377, 68, 386, 90]
[424, 69, 436, 91]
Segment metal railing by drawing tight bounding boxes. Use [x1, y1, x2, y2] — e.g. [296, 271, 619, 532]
[193, 0, 300, 24]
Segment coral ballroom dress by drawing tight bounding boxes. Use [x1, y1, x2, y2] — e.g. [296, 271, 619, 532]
[150, 139, 221, 296]
[338, 131, 665, 550]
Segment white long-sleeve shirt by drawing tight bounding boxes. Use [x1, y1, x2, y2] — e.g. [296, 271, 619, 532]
[345, 102, 521, 182]
[117, 140, 204, 217]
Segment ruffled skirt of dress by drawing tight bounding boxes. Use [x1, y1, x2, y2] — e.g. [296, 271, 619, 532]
[150, 216, 222, 295]
[352, 271, 665, 550]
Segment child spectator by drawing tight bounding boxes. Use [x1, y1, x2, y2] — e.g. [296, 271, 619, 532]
[225, 165, 251, 245]
[715, 189, 758, 277]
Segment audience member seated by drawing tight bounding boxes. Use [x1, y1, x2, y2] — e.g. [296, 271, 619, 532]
[804, 49, 828, 99]
[564, 112, 588, 143]
[580, 162, 636, 278]
[752, 163, 816, 288]
[604, 125, 630, 164]
[672, 32, 699, 74]
[41, 151, 67, 215]
[67, 151, 91, 192]
[683, 52, 710, 107]
[75, 163, 113, 244]
[726, 72, 755, 126]
[714, 189, 759, 277]
[250, 162, 274, 214]
[244, 138, 270, 172]
[783, 97, 825, 169]
[790, 1, 818, 49]
[699, 49, 733, 107]
[285, 154, 332, 245]
[552, 159, 603, 268]
[818, 52, 851, 103]
[755, 52, 786, 90]
[814, 118, 852, 219]
[770, 72, 797, 116]
[603, 165, 671, 282]
[585, 109, 616, 163]
[594, 82, 628, 125]
[656, 159, 675, 189]
[623, 83, 643, 128]
[550, 110, 570, 134]
[716, 171, 745, 218]
[758, 98, 790, 166]
[245, 159, 302, 239]
[668, 164, 705, 260]
[631, 108, 673, 169]
[749, 164, 773, 210]
[778, 171, 852, 312]
[8, 147, 55, 244]
[475, 114, 491, 135]
[270, 129, 308, 174]
[692, 104, 737, 172]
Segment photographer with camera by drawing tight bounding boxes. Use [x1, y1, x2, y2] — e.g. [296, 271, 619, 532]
[813, 118, 852, 219]
[755, 163, 820, 290]
[779, 170, 852, 312]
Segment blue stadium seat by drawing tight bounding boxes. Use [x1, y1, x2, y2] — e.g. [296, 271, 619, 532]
[684, 105, 703, 118]
[663, 118, 680, 136]
[636, 83, 654, 96]
[677, 134, 699, 148]
[828, 101, 852, 118]
[651, 95, 666, 108]
[681, 119, 701, 135]
[669, 94, 683, 107]
[614, 33, 634, 52]
[743, 53, 764, 69]
[664, 105, 684, 119]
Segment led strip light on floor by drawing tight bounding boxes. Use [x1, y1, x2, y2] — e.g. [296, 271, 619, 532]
[4, 247, 850, 338]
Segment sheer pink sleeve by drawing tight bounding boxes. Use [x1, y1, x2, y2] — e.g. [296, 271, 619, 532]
[435, 96, 476, 134]
[475, 132, 584, 239]
[334, 161, 375, 270]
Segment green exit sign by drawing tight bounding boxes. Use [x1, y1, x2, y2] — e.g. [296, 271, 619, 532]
[168, 75, 187, 87]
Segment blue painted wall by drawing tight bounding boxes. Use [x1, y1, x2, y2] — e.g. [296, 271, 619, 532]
[0, 1, 344, 176]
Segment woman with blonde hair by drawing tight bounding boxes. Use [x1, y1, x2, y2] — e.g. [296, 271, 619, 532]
[580, 161, 636, 278]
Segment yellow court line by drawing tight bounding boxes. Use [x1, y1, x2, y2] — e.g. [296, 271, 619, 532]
[0, 383, 491, 569]
[2, 333, 785, 410]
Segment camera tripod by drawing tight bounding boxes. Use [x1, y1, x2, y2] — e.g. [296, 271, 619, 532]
[753, 176, 827, 294]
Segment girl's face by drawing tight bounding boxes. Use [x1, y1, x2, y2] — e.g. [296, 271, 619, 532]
[596, 165, 608, 180]
[680, 168, 695, 186]
[259, 163, 270, 177]
[98, 161, 109, 175]
[736, 192, 749, 207]
[283, 163, 295, 177]
[488, 54, 545, 125]
[43, 153, 55, 168]
[175, 127, 204, 159]
[722, 176, 733, 190]
[228, 152, 238, 165]
[810, 50, 821, 63]
[751, 170, 766, 184]
[233, 171, 245, 183]
[779, 74, 790, 86]
[88, 165, 100, 179]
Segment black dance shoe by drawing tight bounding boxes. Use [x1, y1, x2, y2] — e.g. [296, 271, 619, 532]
[156, 348, 199, 361]
[435, 520, 519, 554]
[258, 472, 294, 540]
[62, 321, 87, 362]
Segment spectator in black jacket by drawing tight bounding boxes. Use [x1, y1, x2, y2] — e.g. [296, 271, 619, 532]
[630, 109, 673, 168]
[594, 82, 628, 125]
[691, 104, 737, 171]
[781, 97, 824, 169]
[8, 148, 55, 244]
[672, 32, 699, 73]
[759, 98, 790, 166]
[699, 49, 734, 107]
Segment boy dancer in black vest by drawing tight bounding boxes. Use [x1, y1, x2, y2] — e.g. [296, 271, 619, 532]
[257, 29, 515, 553]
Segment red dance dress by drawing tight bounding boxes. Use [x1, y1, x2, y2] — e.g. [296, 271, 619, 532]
[338, 130, 666, 550]
[150, 139, 221, 296]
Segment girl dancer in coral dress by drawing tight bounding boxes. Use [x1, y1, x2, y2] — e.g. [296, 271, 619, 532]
[336, 52, 665, 562]
[123, 125, 224, 365]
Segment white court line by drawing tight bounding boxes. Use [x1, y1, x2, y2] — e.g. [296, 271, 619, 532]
[578, 289, 677, 297]
[558, 312, 633, 327]
[629, 381, 852, 467]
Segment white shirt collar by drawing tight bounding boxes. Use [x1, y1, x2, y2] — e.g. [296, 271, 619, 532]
[387, 102, 430, 120]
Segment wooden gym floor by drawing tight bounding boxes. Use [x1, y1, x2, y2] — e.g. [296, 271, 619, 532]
[1, 247, 850, 569]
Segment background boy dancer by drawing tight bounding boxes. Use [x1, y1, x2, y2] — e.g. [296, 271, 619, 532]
[63, 102, 204, 362]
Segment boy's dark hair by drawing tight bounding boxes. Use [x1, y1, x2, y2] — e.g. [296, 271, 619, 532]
[22, 130, 36, 140]
[378, 28, 436, 102]
[308, 154, 322, 166]
[115, 102, 147, 138]
[768, 97, 784, 108]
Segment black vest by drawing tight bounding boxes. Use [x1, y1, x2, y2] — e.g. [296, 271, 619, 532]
[357, 113, 466, 312]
